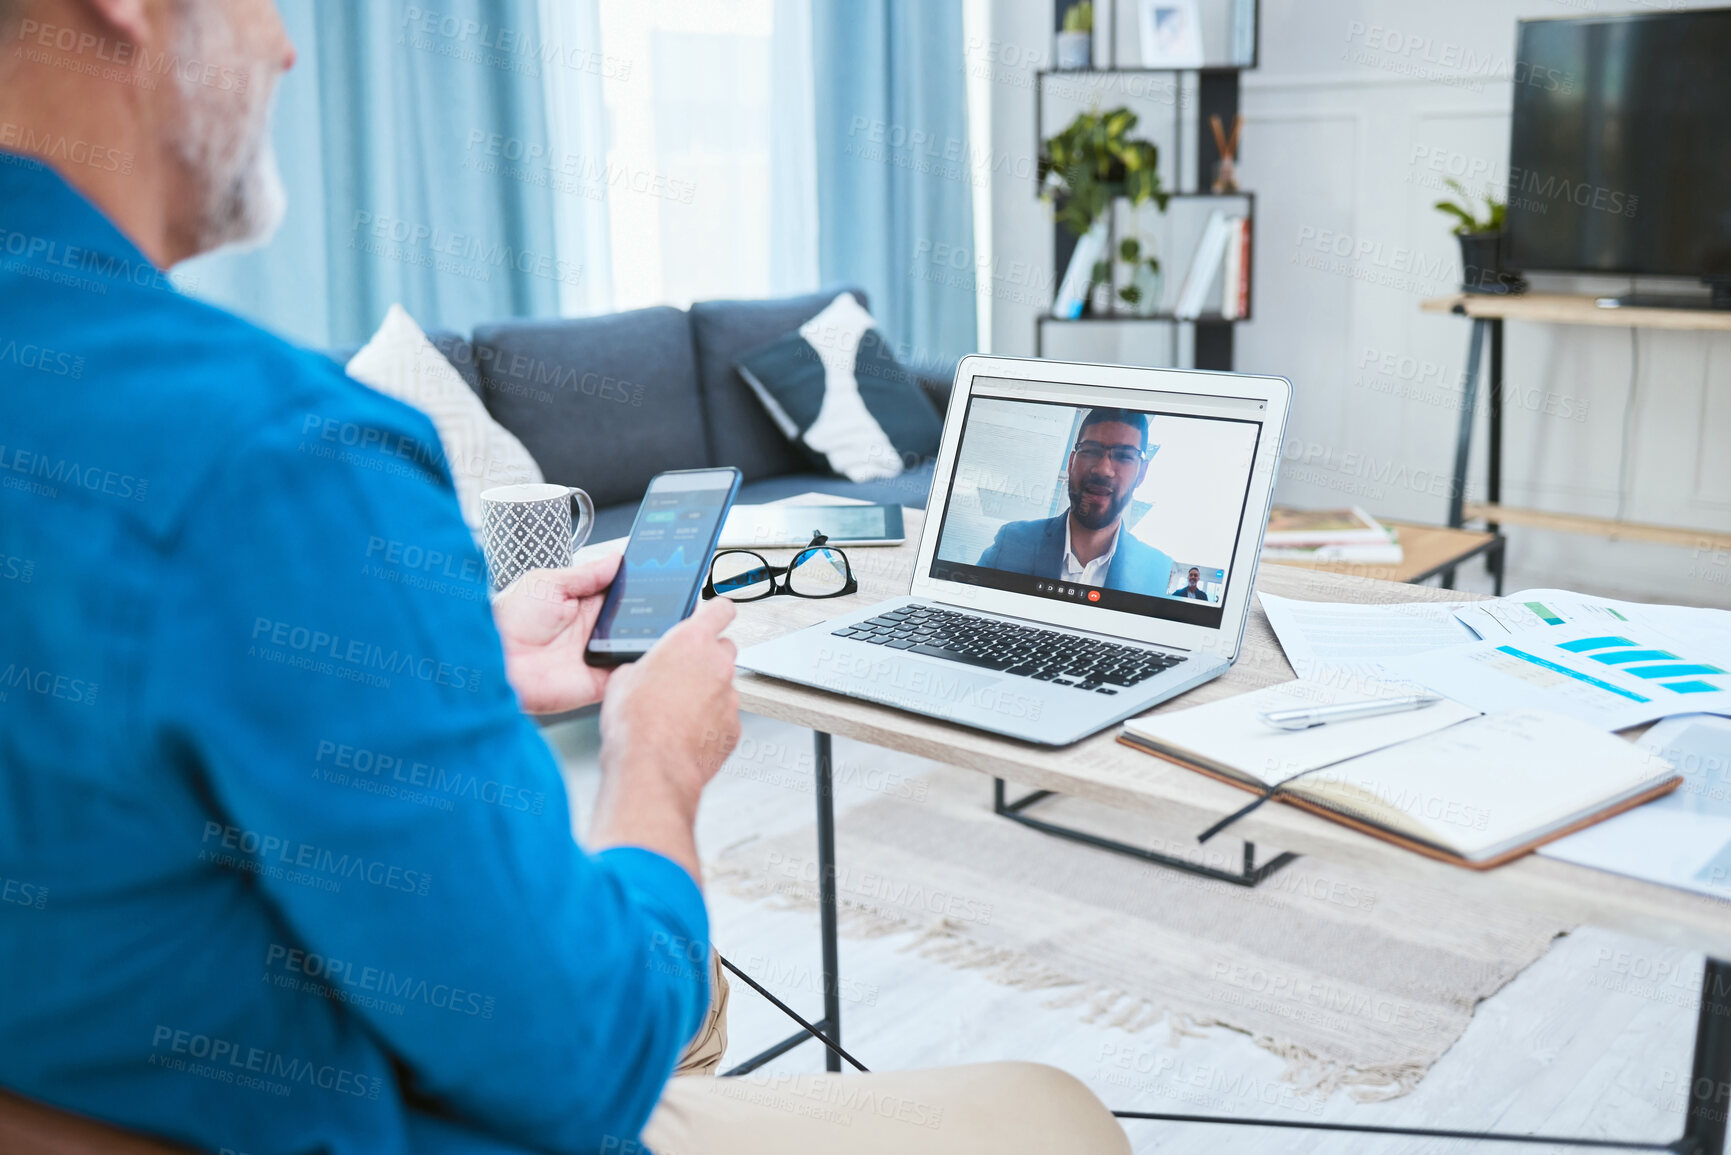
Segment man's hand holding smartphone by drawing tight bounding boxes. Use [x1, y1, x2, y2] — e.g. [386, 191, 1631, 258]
[589, 597, 740, 882]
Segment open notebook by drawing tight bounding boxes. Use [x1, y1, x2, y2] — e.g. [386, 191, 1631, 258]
[1120, 683, 1680, 867]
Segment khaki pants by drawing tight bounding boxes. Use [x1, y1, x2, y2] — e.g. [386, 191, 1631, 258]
[648, 954, 1130, 1154]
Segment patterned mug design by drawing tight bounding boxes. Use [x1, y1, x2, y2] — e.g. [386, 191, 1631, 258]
[479, 483, 595, 593]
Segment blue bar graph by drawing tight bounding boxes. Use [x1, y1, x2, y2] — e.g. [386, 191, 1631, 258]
[1557, 636, 1636, 652]
[1496, 646, 1651, 702]
[1590, 649, 1680, 665]
[1664, 681, 1720, 695]
[1624, 664, 1727, 680]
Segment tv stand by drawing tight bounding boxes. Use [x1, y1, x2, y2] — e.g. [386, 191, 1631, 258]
[1595, 276, 1731, 311]
[1596, 292, 1727, 311]
[1419, 291, 1731, 556]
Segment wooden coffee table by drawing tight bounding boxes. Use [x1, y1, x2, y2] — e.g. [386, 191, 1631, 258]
[1265, 520, 1504, 593]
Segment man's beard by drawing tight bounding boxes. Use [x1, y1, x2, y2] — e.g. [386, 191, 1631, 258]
[167, 7, 286, 256]
[1068, 474, 1131, 531]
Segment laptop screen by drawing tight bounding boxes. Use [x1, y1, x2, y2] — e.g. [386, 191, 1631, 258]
[928, 385, 1265, 630]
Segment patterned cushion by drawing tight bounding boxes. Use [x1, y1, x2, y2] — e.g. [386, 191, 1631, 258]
[734, 293, 943, 483]
[345, 305, 543, 532]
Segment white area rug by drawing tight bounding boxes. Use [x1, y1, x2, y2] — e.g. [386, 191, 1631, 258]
[715, 765, 1572, 1102]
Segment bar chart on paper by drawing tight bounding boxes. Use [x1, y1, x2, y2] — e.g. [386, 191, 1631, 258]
[1387, 627, 1731, 730]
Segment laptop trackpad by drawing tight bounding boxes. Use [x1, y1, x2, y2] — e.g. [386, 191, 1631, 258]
[814, 651, 1003, 711]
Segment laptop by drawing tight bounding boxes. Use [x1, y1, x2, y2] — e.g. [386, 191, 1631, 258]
[736, 355, 1292, 746]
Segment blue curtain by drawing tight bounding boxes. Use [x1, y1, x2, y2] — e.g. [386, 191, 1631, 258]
[811, 0, 977, 371]
[179, 0, 562, 349]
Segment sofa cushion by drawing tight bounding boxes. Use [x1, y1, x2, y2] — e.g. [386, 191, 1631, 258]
[328, 329, 484, 399]
[689, 286, 867, 483]
[344, 305, 543, 534]
[735, 292, 943, 483]
[474, 307, 709, 510]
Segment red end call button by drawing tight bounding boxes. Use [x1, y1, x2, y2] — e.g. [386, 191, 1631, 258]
[1086, 589, 1101, 602]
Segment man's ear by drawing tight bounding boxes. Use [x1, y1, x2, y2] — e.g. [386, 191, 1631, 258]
[78, 0, 154, 48]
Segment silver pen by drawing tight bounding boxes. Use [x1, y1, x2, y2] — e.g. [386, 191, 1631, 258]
[1259, 693, 1444, 731]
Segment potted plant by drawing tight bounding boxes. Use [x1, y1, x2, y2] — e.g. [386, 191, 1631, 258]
[1039, 107, 1169, 316]
[1116, 236, 1163, 316]
[1056, 1, 1092, 70]
[1434, 178, 1524, 295]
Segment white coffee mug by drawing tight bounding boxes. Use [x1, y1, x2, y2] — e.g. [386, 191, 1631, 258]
[479, 483, 595, 593]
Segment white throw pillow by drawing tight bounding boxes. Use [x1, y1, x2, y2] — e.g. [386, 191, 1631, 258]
[345, 304, 543, 532]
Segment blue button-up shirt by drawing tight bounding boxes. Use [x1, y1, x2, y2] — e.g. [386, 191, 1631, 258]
[0, 154, 709, 1154]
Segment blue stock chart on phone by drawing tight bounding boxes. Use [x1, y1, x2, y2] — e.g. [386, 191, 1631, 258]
[593, 485, 728, 642]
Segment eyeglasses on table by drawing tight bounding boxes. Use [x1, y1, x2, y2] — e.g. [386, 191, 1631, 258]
[703, 533, 859, 602]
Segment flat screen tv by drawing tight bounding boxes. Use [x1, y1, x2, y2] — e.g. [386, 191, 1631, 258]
[1507, 8, 1731, 305]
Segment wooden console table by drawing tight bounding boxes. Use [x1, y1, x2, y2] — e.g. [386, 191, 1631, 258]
[1419, 292, 1731, 553]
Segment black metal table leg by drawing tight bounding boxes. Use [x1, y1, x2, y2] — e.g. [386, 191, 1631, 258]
[1442, 317, 1487, 589]
[720, 729, 849, 1077]
[813, 730, 843, 1073]
[993, 779, 1297, 886]
[1682, 956, 1731, 1155]
[1487, 317, 1504, 539]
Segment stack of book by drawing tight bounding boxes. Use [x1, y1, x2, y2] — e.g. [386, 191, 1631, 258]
[1261, 506, 1403, 564]
[1173, 211, 1251, 320]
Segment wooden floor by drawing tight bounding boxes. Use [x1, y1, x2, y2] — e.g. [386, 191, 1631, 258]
[547, 711, 1701, 1153]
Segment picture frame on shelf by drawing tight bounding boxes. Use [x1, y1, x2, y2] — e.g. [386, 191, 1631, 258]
[1138, 0, 1205, 68]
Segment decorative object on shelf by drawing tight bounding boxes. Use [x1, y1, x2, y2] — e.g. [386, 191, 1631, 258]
[1435, 178, 1526, 296]
[1039, 107, 1169, 317]
[1137, 0, 1205, 68]
[1055, 1, 1093, 70]
[1208, 113, 1243, 194]
[1052, 217, 1109, 320]
[1116, 235, 1163, 316]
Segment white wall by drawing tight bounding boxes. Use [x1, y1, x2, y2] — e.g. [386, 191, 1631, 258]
[980, 0, 1731, 608]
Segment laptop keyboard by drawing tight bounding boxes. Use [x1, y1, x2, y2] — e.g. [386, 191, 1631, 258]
[830, 606, 1186, 694]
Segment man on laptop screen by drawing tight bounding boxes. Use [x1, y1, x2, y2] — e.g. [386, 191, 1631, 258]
[977, 408, 1174, 594]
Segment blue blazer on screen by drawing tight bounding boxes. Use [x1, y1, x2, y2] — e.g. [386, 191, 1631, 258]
[977, 512, 1175, 596]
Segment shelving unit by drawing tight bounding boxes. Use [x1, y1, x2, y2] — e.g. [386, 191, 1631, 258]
[1036, 0, 1259, 370]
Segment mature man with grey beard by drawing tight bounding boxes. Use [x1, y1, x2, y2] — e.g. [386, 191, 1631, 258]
[0, 0, 1129, 1152]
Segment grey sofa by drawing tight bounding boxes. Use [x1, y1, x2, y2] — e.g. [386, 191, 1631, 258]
[332, 287, 947, 541]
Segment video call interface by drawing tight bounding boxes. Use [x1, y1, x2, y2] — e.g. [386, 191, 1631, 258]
[929, 394, 1263, 629]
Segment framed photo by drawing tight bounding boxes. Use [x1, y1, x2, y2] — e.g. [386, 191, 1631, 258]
[1138, 0, 1206, 68]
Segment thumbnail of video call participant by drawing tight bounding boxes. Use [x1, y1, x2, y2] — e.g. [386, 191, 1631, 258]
[977, 408, 1173, 594]
[1171, 567, 1209, 600]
